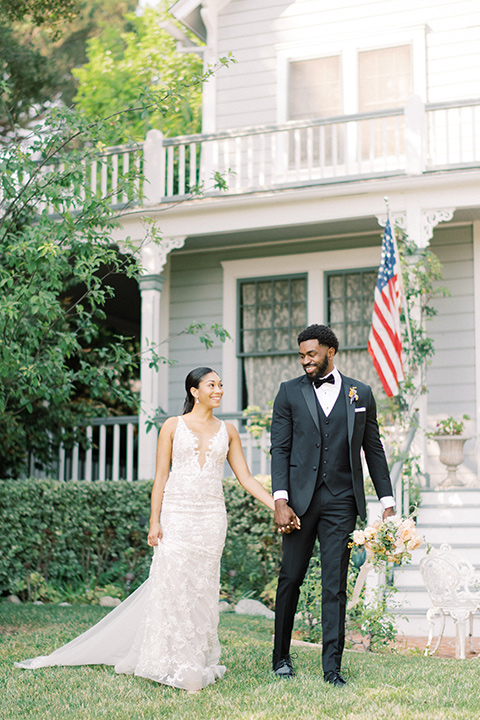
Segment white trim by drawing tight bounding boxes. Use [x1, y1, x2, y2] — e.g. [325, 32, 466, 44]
[221, 246, 382, 412]
[473, 221, 480, 475]
[170, 0, 201, 19]
[158, 259, 171, 414]
[276, 24, 428, 123]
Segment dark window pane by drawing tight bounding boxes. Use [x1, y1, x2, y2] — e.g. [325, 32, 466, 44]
[327, 269, 376, 350]
[239, 275, 308, 406]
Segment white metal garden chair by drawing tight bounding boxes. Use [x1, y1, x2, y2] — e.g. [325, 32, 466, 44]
[419, 543, 480, 659]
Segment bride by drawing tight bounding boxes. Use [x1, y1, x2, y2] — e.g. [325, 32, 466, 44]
[15, 367, 295, 692]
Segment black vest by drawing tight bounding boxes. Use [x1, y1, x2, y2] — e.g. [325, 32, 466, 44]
[316, 392, 353, 495]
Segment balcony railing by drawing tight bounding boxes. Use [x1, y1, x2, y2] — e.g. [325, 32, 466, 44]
[28, 413, 270, 482]
[73, 97, 480, 208]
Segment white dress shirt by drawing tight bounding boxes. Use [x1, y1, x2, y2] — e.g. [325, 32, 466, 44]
[273, 367, 395, 510]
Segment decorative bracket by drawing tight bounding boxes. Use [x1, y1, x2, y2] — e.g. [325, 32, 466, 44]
[376, 213, 406, 231]
[376, 209, 454, 247]
[421, 209, 454, 247]
[141, 235, 186, 275]
[158, 236, 186, 272]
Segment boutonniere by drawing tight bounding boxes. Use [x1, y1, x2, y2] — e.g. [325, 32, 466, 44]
[348, 386, 359, 405]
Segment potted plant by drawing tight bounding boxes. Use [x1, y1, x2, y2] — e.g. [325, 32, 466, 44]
[427, 414, 470, 488]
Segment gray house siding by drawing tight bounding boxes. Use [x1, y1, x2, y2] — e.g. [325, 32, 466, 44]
[167, 253, 225, 414]
[427, 226, 475, 419]
[425, 225, 476, 482]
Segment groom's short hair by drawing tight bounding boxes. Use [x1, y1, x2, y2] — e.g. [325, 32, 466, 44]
[297, 324, 339, 354]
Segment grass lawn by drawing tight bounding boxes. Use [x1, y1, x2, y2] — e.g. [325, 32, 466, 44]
[1, 602, 478, 720]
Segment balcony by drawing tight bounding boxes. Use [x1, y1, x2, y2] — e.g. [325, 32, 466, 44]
[79, 97, 480, 209]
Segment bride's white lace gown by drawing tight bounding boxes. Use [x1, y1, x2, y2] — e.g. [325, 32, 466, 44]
[15, 417, 229, 692]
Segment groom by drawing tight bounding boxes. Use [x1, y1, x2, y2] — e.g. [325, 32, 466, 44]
[271, 324, 395, 686]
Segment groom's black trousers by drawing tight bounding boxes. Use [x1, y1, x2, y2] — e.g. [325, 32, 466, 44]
[273, 482, 357, 675]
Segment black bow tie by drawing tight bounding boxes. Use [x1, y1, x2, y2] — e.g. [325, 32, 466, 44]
[313, 374, 335, 388]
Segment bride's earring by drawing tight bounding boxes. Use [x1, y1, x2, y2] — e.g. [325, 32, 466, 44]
[195, 397, 199, 404]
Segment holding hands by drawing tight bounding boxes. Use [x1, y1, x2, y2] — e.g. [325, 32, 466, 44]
[274, 499, 301, 535]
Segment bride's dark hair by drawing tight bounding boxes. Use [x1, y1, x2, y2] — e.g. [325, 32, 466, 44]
[182, 367, 215, 414]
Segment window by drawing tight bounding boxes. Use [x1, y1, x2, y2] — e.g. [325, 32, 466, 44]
[288, 56, 343, 166]
[238, 275, 307, 408]
[284, 42, 414, 168]
[288, 56, 342, 121]
[358, 45, 412, 113]
[326, 269, 381, 391]
[358, 45, 412, 159]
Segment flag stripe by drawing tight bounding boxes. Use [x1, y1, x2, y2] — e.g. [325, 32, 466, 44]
[368, 219, 404, 397]
[371, 292, 403, 365]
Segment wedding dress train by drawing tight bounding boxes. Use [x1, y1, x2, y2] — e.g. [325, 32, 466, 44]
[15, 417, 229, 692]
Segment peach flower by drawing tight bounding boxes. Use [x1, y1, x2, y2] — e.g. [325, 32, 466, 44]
[352, 530, 366, 545]
[407, 535, 423, 551]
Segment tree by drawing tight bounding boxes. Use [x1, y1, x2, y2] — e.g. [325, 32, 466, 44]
[25, 0, 140, 107]
[0, 1, 139, 139]
[0, 22, 57, 134]
[72, 5, 204, 145]
[0, 0, 79, 26]
[0, 52, 232, 478]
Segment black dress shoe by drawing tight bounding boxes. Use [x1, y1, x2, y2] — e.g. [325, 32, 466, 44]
[273, 655, 294, 679]
[324, 670, 347, 687]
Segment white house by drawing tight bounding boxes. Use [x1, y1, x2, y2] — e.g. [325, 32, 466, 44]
[76, 0, 480, 490]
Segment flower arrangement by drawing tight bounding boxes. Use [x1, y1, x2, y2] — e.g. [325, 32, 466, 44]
[349, 515, 423, 568]
[427, 414, 470, 437]
[348, 386, 359, 404]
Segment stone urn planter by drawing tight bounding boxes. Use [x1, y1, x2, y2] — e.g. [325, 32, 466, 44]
[434, 435, 469, 488]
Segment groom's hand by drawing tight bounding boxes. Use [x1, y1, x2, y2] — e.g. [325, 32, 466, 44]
[382, 506, 396, 521]
[275, 499, 301, 534]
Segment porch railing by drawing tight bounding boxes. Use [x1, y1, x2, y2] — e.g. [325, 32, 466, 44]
[72, 96, 480, 208]
[29, 413, 269, 482]
[389, 410, 421, 517]
[31, 409, 420, 496]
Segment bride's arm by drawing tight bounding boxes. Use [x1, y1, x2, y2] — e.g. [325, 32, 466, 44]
[225, 422, 276, 512]
[147, 416, 177, 546]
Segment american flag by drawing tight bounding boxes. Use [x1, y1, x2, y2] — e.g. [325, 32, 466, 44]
[368, 219, 404, 397]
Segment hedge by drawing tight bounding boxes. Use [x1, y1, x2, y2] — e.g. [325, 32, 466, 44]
[221, 475, 281, 603]
[0, 477, 281, 604]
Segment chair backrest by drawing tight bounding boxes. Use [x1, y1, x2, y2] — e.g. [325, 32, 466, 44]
[419, 543, 477, 608]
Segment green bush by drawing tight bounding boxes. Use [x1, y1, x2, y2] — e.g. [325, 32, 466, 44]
[220, 476, 281, 603]
[0, 479, 153, 601]
[0, 477, 281, 604]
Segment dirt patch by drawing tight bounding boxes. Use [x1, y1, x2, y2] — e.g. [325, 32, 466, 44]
[392, 634, 479, 659]
[292, 634, 480, 660]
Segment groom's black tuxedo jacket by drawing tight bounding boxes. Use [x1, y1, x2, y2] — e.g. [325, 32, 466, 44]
[270, 372, 392, 521]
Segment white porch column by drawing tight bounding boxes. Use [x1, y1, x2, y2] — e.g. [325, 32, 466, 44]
[138, 273, 165, 480]
[137, 235, 186, 480]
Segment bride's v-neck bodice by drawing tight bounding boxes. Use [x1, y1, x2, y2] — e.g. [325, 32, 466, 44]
[164, 416, 229, 503]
